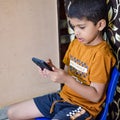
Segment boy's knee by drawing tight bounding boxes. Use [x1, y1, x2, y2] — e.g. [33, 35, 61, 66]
[7, 107, 13, 119]
[7, 107, 17, 120]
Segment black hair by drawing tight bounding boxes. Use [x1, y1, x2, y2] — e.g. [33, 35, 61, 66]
[67, 0, 107, 25]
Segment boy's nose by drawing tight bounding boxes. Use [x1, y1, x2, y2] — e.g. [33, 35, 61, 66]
[74, 28, 80, 36]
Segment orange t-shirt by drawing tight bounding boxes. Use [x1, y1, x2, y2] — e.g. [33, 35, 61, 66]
[59, 39, 116, 118]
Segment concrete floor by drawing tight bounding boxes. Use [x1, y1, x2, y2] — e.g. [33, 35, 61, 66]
[0, 107, 8, 120]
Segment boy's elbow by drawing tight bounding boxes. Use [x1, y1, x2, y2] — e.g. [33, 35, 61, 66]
[92, 98, 101, 103]
[91, 94, 103, 103]
[89, 84, 105, 103]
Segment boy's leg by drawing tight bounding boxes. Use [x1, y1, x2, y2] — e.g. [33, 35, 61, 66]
[7, 99, 43, 120]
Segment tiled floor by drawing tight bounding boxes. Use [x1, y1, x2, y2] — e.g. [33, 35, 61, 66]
[0, 107, 8, 120]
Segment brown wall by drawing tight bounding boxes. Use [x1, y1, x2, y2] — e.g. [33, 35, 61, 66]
[0, 0, 60, 107]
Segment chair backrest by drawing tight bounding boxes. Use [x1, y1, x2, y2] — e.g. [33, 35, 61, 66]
[98, 67, 120, 120]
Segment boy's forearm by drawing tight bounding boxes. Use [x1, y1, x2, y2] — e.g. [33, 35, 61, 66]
[64, 75, 105, 103]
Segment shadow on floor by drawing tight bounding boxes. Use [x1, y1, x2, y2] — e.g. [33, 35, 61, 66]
[0, 107, 8, 120]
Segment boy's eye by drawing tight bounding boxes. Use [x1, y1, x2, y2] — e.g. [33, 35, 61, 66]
[68, 21, 85, 30]
[79, 26, 85, 29]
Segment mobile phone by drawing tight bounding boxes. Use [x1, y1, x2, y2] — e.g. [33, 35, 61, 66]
[32, 57, 53, 71]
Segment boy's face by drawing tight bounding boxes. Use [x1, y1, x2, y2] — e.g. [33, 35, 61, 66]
[69, 17, 104, 46]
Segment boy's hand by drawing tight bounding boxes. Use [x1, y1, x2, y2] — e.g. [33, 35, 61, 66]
[42, 67, 68, 84]
[37, 59, 68, 83]
[37, 59, 58, 78]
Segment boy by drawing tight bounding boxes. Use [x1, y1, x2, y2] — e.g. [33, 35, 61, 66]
[7, 0, 116, 120]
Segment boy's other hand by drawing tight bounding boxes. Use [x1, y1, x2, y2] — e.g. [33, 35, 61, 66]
[43, 67, 68, 84]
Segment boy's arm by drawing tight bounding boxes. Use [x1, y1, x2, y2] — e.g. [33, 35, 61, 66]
[64, 74, 106, 103]
[43, 64, 106, 103]
[63, 65, 106, 103]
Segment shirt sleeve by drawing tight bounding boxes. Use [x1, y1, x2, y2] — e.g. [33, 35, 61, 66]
[89, 52, 116, 83]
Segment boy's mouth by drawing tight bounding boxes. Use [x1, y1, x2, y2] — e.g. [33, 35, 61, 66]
[78, 38, 84, 42]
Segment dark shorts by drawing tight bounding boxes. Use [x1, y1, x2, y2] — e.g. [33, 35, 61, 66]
[34, 93, 93, 120]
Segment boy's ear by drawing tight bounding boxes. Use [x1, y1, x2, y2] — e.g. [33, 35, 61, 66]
[97, 19, 106, 31]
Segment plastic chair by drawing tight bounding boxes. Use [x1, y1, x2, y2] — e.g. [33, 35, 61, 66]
[97, 67, 120, 120]
[35, 67, 120, 120]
